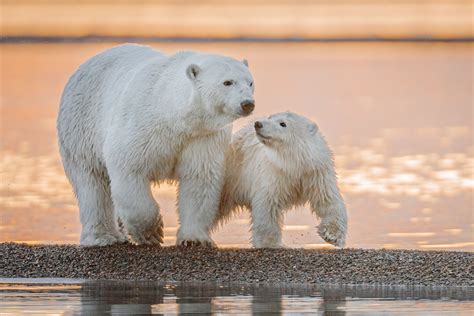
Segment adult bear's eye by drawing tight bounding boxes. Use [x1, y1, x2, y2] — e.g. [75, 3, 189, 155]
[223, 80, 233, 86]
[280, 122, 287, 127]
[250, 82, 253, 87]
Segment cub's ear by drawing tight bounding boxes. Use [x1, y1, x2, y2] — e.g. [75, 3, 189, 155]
[186, 64, 201, 80]
[308, 123, 319, 135]
[242, 59, 249, 67]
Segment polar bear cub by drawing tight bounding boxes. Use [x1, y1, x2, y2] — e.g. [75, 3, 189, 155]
[215, 112, 347, 248]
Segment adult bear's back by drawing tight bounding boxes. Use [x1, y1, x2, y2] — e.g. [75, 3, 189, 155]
[57, 44, 165, 167]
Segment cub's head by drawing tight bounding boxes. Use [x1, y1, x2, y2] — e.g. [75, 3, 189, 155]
[253, 112, 319, 148]
[186, 56, 255, 124]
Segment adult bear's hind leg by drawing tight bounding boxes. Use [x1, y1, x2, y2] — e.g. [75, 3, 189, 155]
[67, 165, 126, 246]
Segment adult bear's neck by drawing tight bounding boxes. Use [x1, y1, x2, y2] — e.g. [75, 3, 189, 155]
[183, 91, 232, 137]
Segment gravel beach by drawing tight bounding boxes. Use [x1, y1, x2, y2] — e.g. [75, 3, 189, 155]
[1, 243, 472, 286]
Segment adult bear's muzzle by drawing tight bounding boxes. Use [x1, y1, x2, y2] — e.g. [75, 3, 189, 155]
[240, 100, 255, 115]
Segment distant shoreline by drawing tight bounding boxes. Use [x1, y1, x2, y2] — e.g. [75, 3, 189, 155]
[1, 36, 473, 44]
[1, 243, 472, 287]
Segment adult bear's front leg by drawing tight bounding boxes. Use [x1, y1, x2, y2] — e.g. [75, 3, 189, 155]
[176, 177, 220, 247]
[176, 130, 229, 247]
[110, 173, 163, 245]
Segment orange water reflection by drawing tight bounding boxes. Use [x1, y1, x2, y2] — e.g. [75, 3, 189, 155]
[1, 281, 472, 314]
[0, 42, 472, 250]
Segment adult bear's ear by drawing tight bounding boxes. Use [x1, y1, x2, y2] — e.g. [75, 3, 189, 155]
[186, 64, 201, 80]
[308, 123, 318, 135]
[242, 59, 249, 67]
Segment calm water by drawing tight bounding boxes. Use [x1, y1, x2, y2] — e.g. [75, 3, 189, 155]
[0, 279, 472, 315]
[0, 42, 472, 250]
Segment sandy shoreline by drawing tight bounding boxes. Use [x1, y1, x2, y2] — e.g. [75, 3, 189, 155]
[1, 243, 472, 286]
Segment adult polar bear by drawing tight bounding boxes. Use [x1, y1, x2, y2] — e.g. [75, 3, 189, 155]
[57, 44, 255, 246]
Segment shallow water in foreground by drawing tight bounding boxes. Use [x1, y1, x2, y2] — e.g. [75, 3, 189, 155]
[0, 279, 472, 315]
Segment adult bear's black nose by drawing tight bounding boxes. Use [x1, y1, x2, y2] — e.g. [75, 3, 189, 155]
[241, 100, 255, 114]
[254, 121, 263, 129]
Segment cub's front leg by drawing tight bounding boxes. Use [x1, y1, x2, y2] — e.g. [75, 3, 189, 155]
[309, 170, 348, 247]
[250, 192, 285, 248]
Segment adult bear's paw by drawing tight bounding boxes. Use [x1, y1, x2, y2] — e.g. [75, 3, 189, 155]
[80, 232, 127, 247]
[126, 214, 164, 245]
[177, 229, 216, 248]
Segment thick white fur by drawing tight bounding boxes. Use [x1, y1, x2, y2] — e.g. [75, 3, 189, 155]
[57, 44, 254, 246]
[215, 112, 347, 248]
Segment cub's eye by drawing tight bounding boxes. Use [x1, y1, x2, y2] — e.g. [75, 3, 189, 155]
[223, 80, 233, 86]
[250, 82, 253, 87]
[280, 122, 287, 127]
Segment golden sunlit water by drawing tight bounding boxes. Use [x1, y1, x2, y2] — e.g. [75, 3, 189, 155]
[3, 0, 472, 39]
[0, 42, 472, 250]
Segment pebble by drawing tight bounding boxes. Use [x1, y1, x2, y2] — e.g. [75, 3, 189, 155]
[0, 243, 472, 286]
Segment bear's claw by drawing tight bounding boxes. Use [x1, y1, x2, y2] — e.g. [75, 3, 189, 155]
[179, 239, 216, 248]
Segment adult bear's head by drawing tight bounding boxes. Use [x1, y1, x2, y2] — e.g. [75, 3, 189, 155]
[186, 55, 255, 126]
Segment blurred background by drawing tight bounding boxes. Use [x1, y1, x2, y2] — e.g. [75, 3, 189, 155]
[2, 0, 473, 40]
[1, 0, 472, 250]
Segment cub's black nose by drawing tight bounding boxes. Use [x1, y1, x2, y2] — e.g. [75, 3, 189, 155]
[241, 100, 255, 114]
[254, 121, 263, 129]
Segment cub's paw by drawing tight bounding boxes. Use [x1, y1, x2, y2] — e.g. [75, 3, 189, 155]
[317, 220, 346, 248]
[254, 244, 285, 249]
[253, 241, 285, 249]
[252, 232, 283, 249]
[127, 214, 164, 245]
